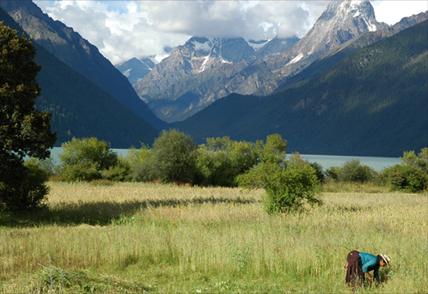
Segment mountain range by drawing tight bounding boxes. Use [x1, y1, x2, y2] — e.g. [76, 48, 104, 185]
[1, 0, 426, 156]
[176, 19, 428, 156]
[132, 0, 393, 123]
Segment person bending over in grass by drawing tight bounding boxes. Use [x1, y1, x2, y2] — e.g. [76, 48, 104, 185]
[344, 250, 390, 287]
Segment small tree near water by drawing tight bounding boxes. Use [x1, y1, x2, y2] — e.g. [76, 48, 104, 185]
[57, 137, 118, 181]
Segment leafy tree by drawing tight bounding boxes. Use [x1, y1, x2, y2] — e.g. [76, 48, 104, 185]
[401, 148, 428, 172]
[380, 148, 428, 192]
[57, 137, 118, 181]
[259, 134, 287, 164]
[0, 23, 56, 212]
[195, 136, 269, 187]
[196, 134, 280, 187]
[337, 159, 376, 183]
[150, 129, 197, 183]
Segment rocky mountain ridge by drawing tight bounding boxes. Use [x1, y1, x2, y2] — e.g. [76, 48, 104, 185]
[133, 0, 391, 123]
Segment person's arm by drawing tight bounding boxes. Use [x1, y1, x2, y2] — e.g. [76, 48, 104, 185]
[366, 272, 374, 282]
[374, 267, 379, 283]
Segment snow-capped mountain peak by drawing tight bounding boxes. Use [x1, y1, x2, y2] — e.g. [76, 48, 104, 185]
[280, 0, 388, 73]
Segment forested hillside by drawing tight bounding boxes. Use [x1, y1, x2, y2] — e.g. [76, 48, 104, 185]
[0, 0, 168, 130]
[0, 8, 160, 148]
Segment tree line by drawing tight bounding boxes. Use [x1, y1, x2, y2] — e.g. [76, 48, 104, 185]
[27, 133, 428, 210]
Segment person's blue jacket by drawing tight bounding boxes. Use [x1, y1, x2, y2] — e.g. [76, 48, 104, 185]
[359, 252, 380, 282]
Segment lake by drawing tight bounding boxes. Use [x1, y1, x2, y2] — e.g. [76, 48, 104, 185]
[49, 147, 401, 172]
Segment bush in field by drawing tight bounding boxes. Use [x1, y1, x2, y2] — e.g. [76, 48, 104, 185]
[380, 164, 427, 192]
[101, 144, 153, 182]
[263, 155, 322, 214]
[132, 158, 161, 182]
[237, 138, 322, 214]
[25, 157, 56, 178]
[57, 137, 118, 182]
[380, 148, 428, 192]
[337, 159, 376, 183]
[325, 166, 340, 181]
[139, 129, 197, 184]
[102, 160, 132, 182]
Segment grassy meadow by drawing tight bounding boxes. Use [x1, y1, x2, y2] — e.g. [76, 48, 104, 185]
[0, 182, 427, 293]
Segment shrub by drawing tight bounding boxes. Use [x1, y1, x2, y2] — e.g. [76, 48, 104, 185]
[25, 157, 56, 178]
[195, 134, 286, 187]
[379, 148, 428, 192]
[131, 158, 161, 182]
[57, 138, 118, 182]
[325, 166, 340, 181]
[337, 159, 376, 183]
[59, 162, 100, 182]
[380, 164, 427, 192]
[102, 162, 131, 182]
[238, 153, 322, 214]
[401, 148, 428, 172]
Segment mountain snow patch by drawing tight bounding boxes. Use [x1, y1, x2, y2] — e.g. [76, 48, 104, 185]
[246, 39, 269, 51]
[122, 68, 131, 77]
[288, 53, 304, 65]
[192, 39, 212, 52]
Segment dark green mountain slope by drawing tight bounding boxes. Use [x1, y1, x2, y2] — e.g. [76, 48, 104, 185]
[178, 20, 428, 157]
[0, 0, 168, 130]
[1, 8, 159, 148]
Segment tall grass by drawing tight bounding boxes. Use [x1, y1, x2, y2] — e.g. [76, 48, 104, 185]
[0, 182, 426, 293]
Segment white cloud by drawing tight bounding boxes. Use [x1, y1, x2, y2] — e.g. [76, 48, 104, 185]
[372, 0, 427, 25]
[34, 1, 427, 65]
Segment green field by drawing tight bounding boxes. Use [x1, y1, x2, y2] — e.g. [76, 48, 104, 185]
[0, 182, 427, 293]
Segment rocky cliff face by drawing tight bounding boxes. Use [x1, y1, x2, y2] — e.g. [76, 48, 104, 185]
[134, 0, 391, 123]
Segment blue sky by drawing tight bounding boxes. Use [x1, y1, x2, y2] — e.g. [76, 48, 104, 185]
[34, 1, 428, 65]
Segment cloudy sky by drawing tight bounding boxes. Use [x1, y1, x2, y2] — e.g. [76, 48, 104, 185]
[34, 0, 428, 65]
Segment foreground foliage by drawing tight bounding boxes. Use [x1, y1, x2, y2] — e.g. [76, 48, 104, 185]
[0, 22, 56, 212]
[0, 182, 426, 293]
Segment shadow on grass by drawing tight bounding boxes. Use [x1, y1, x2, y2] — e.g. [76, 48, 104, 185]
[0, 196, 258, 228]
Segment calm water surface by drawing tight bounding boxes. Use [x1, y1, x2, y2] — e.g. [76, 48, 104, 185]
[50, 147, 401, 172]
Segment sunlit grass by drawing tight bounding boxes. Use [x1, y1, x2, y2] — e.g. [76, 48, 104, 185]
[0, 182, 426, 293]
